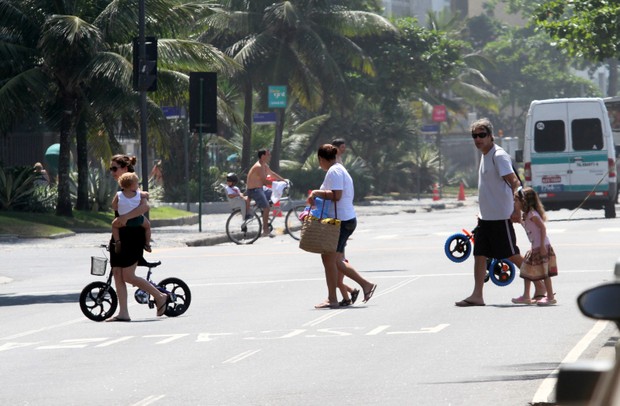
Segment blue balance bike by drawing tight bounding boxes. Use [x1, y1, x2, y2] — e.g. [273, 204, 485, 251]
[444, 225, 516, 286]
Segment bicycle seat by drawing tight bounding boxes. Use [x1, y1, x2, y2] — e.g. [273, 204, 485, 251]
[138, 257, 161, 268]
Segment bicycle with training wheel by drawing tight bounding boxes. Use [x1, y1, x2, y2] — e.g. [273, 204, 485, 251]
[79, 245, 191, 321]
[444, 225, 517, 286]
[223, 183, 307, 245]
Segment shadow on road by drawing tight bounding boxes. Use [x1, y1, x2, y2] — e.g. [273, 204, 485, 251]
[0, 293, 78, 307]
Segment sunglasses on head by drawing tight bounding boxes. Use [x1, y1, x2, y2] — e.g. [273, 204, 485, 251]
[109, 166, 120, 172]
[471, 131, 489, 139]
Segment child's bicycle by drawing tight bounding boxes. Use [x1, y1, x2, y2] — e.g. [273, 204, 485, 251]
[444, 226, 517, 286]
[222, 182, 306, 245]
[79, 245, 191, 321]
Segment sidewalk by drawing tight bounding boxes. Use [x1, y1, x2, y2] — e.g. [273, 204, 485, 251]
[0, 198, 471, 250]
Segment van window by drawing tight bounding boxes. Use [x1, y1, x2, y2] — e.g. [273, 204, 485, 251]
[534, 120, 565, 152]
[572, 118, 604, 151]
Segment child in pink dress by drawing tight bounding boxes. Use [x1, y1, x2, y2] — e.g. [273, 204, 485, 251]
[512, 187, 558, 306]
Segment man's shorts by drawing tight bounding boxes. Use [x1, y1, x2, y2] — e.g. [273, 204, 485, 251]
[337, 218, 357, 253]
[247, 187, 273, 209]
[473, 219, 520, 259]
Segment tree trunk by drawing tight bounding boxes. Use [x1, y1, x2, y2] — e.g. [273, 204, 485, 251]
[271, 108, 284, 173]
[75, 111, 89, 211]
[241, 77, 253, 175]
[55, 96, 74, 217]
[608, 58, 618, 96]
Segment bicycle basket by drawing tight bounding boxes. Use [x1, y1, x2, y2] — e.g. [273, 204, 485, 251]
[90, 256, 108, 276]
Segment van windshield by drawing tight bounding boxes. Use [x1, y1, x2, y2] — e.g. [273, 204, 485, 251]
[572, 118, 604, 151]
[534, 120, 565, 152]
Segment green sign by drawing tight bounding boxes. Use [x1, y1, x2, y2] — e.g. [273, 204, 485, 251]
[268, 86, 287, 108]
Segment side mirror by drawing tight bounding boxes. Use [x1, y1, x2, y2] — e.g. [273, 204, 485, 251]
[578, 283, 620, 321]
[515, 149, 523, 163]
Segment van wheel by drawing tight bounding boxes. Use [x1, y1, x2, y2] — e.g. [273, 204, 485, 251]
[604, 202, 616, 218]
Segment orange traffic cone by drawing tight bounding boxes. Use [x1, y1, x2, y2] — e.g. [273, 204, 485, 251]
[432, 183, 440, 201]
[458, 182, 466, 201]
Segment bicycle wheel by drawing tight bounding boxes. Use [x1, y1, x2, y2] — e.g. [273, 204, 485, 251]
[226, 210, 261, 244]
[487, 259, 516, 287]
[79, 281, 118, 322]
[444, 233, 472, 263]
[285, 204, 307, 240]
[158, 277, 192, 317]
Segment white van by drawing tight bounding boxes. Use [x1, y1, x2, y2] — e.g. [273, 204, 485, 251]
[521, 98, 617, 218]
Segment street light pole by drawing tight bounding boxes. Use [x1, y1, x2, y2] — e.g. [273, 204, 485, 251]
[138, 0, 149, 198]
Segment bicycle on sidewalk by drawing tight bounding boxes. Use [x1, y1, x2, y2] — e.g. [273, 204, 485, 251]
[220, 181, 306, 245]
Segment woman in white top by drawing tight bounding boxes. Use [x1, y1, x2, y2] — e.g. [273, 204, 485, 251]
[307, 144, 377, 309]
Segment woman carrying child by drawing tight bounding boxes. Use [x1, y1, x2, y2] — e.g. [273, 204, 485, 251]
[512, 187, 558, 306]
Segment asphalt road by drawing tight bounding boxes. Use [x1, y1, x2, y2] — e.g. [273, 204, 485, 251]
[1, 199, 619, 405]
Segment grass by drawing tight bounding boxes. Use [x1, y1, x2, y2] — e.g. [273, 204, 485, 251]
[0, 206, 194, 238]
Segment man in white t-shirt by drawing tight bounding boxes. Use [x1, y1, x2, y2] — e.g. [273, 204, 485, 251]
[455, 118, 524, 307]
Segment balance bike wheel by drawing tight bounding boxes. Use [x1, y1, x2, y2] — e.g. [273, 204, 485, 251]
[444, 233, 472, 263]
[487, 259, 516, 287]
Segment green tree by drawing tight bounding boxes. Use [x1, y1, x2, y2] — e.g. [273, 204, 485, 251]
[532, 0, 620, 96]
[200, 0, 396, 173]
[0, 0, 235, 215]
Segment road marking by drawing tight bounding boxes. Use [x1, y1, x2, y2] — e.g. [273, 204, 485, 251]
[244, 329, 306, 340]
[95, 336, 134, 347]
[303, 310, 346, 327]
[532, 320, 608, 403]
[223, 349, 261, 364]
[1, 318, 83, 340]
[373, 234, 399, 239]
[366, 325, 390, 336]
[599, 227, 620, 233]
[37, 337, 109, 350]
[387, 324, 450, 334]
[372, 277, 420, 300]
[131, 395, 166, 406]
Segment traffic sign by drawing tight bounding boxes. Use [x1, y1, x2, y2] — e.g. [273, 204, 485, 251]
[253, 112, 276, 125]
[432, 105, 447, 122]
[268, 86, 287, 108]
[421, 124, 440, 133]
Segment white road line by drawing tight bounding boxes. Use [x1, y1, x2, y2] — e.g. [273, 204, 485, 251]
[366, 325, 390, 336]
[373, 235, 399, 239]
[303, 310, 346, 327]
[130, 395, 166, 406]
[599, 228, 620, 233]
[223, 349, 261, 364]
[532, 320, 609, 404]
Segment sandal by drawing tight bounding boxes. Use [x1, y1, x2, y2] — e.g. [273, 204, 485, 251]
[350, 289, 360, 305]
[339, 299, 352, 307]
[537, 297, 557, 306]
[511, 296, 533, 305]
[363, 284, 377, 303]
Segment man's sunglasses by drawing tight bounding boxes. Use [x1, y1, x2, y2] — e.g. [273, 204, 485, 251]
[471, 132, 489, 139]
[109, 166, 120, 172]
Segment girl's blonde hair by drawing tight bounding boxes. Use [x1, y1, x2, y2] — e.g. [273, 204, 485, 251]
[118, 172, 139, 189]
[520, 187, 546, 221]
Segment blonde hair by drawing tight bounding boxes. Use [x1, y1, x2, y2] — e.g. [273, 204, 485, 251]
[520, 187, 546, 221]
[118, 172, 139, 189]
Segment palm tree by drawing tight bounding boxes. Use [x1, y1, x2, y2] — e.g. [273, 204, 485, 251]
[0, 0, 236, 215]
[199, 0, 397, 172]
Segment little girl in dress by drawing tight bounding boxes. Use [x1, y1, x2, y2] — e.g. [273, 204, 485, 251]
[512, 187, 558, 306]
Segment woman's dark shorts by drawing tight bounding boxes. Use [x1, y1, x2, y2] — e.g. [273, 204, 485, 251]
[337, 218, 357, 253]
[473, 218, 520, 259]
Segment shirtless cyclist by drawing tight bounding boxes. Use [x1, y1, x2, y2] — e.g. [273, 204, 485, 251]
[246, 149, 287, 237]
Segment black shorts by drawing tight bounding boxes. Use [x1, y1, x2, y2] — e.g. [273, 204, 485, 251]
[337, 218, 356, 253]
[473, 219, 520, 259]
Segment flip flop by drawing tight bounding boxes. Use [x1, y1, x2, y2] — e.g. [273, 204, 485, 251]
[314, 301, 339, 309]
[107, 316, 131, 322]
[363, 284, 377, 303]
[455, 299, 485, 307]
[156, 300, 167, 317]
[350, 289, 360, 305]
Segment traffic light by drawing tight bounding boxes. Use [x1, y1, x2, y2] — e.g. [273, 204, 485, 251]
[132, 36, 157, 92]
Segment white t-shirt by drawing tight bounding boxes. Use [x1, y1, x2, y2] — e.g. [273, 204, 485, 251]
[320, 163, 356, 221]
[225, 185, 241, 198]
[478, 144, 515, 220]
[117, 189, 142, 215]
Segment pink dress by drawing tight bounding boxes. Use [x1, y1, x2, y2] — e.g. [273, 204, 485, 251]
[520, 211, 558, 280]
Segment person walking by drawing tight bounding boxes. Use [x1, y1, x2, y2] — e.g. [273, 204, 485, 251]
[329, 138, 359, 306]
[455, 118, 525, 307]
[107, 155, 167, 321]
[512, 187, 558, 306]
[308, 144, 376, 309]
